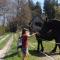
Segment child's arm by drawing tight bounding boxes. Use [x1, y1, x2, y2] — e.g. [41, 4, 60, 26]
[28, 33, 36, 37]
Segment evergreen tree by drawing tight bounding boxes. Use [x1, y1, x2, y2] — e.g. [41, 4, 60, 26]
[28, 0, 35, 10]
[44, 0, 55, 19]
[35, 2, 42, 16]
[31, 1, 42, 17]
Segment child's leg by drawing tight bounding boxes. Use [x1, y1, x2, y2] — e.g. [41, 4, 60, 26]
[26, 48, 29, 55]
[22, 48, 29, 60]
[22, 54, 26, 60]
[23, 54, 29, 60]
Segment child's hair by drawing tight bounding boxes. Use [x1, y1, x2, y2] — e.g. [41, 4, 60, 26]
[22, 28, 28, 35]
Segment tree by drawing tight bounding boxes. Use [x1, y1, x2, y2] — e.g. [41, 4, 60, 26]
[20, 3, 32, 28]
[34, 2, 42, 17]
[29, 1, 42, 17]
[44, 0, 55, 19]
[0, 0, 7, 7]
[55, 6, 60, 19]
[0, 0, 32, 31]
[28, 0, 35, 10]
[15, 0, 32, 29]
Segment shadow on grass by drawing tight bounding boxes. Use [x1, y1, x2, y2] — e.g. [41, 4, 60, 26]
[29, 50, 60, 57]
[4, 51, 18, 59]
[29, 50, 45, 57]
[3, 49, 60, 59]
[4, 51, 21, 59]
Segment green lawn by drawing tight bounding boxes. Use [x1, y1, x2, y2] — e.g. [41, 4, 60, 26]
[4, 33, 57, 60]
[0, 33, 11, 49]
[0, 33, 9, 39]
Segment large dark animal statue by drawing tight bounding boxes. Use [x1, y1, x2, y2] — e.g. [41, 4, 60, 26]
[29, 19, 60, 53]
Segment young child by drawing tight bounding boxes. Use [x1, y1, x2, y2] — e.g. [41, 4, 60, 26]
[21, 28, 36, 60]
[21, 28, 30, 60]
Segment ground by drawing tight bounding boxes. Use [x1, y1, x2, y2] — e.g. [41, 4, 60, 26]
[0, 33, 60, 60]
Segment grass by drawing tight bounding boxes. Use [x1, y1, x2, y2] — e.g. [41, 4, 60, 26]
[0, 33, 10, 39]
[0, 34, 6, 40]
[0, 26, 6, 35]
[4, 33, 57, 60]
[5, 33, 22, 60]
[0, 34, 11, 49]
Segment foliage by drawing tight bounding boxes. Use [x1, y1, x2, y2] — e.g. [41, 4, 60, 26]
[9, 21, 17, 32]
[55, 6, 60, 19]
[28, 0, 35, 10]
[29, 1, 42, 18]
[44, 0, 56, 19]
[0, 26, 5, 35]
[21, 3, 32, 26]
[15, 0, 32, 29]
[33, 2, 42, 17]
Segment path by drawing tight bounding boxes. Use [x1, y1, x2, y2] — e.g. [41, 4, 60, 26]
[0, 34, 13, 60]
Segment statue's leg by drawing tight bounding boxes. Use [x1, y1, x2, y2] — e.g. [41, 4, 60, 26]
[57, 37, 60, 54]
[40, 40, 44, 52]
[50, 36, 59, 53]
[57, 36, 60, 54]
[51, 42, 57, 53]
[35, 34, 44, 52]
[37, 41, 40, 52]
[58, 45, 60, 54]
[37, 40, 44, 52]
[35, 34, 40, 52]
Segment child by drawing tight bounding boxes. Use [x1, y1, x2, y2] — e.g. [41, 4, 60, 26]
[21, 28, 36, 60]
[21, 28, 30, 60]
